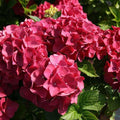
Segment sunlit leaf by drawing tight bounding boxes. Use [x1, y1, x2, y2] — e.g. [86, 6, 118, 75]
[28, 15, 41, 21]
[78, 60, 99, 77]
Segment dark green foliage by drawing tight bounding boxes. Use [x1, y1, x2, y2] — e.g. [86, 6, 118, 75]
[52, 11, 61, 19]
[0, 0, 21, 29]
[79, 0, 120, 29]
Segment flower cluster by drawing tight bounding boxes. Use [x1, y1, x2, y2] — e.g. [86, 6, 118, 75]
[0, 17, 84, 115]
[0, 0, 87, 116]
[1, 0, 120, 119]
[20, 53, 84, 115]
[103, 27, 120, 90]
[32, 1, 106, 61]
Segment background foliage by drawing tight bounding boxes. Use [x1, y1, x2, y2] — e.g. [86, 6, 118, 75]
[1, 0, 120, 30]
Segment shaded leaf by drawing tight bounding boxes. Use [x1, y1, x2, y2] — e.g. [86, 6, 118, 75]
[45, 110, 61, 120]
[82, 111, 98, 120]
[108, 97, 120, 112]
[52, 11, 61, 19]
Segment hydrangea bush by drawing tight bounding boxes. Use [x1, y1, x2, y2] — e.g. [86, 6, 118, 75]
[0, 0, 120, 120]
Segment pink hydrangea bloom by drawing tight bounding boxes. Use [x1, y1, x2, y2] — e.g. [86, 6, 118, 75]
[20, 54, 84, 115]
[32, 1, 51, 19]
[0, 25, 25, 95]
[104, 60, 120, 90]
[103, 26, 120, 59]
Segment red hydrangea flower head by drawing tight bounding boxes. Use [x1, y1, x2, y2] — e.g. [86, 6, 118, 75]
[0, 25, 25, 95]
[43, 53, 84, 97]
[55, 0, 87, 19]
[42, 54, 84, 114]
[32, 1, 52, 19]
[103, 27, 120, 59]
[104, 60, 120, 90]
[32, 0, 86, 19]
[20, 53, 84, 115]
[20, 19, 34, 27]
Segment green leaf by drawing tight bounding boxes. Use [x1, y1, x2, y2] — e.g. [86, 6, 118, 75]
[61, 104, 82, 120]
[99, 23, 111, 30]
[28, 15, 41, 21]
[19, 0, 37, 15]
[115, 2, 119, 9]
[24, 7, 30, 15]
[78, 90, 106, 112]
[18, 0, 29, 7]
[24, 8, 32, 15]
[82, 111, 98, 120]
[29, 4, 37, 11]
[24, 4, 37, 15]
[61, 111, 82, 120]
[109, 7, 120, 19]
[108, 97, 120, 112]
[78, 60, 99, 77]
[52, 11, 61, 19]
